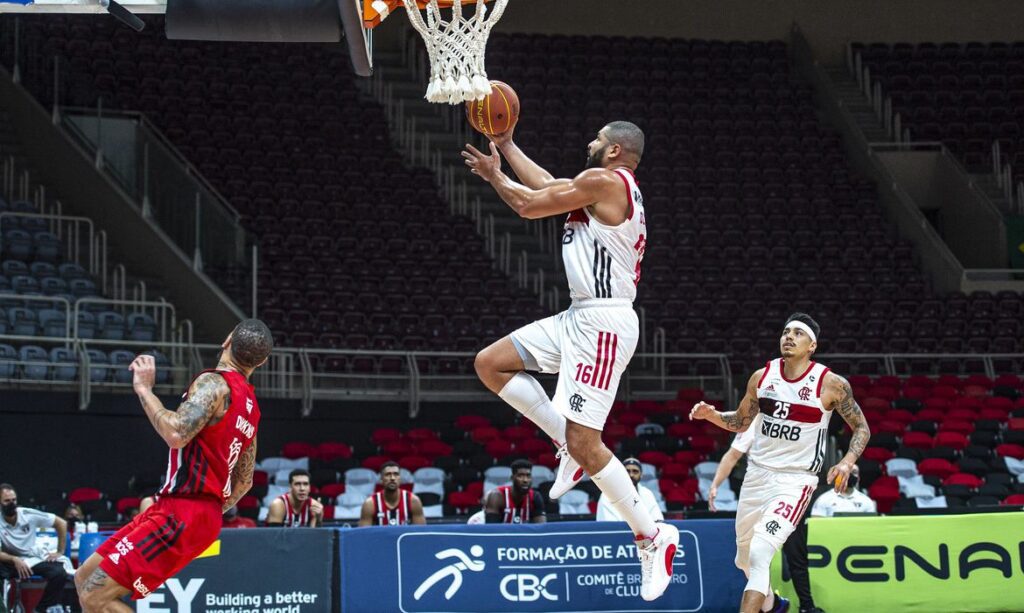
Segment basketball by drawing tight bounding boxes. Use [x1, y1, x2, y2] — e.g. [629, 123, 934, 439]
[465, 81, 520, 136]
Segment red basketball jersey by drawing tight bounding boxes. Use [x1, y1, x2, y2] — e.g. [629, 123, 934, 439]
[159, 369, 261, 502]
[372, 490, 411, 526]
[496, 485, 536, 524]
[277, 494, 312, 527]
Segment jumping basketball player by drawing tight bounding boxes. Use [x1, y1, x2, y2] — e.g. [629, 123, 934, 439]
[690, 313, 871, 613]
[266, 469, 324, 527]
[483, 459, 546, 524]
[74, 320, 273, 612]
[464, 121, 679, 601]
[358, 462, 426, 526]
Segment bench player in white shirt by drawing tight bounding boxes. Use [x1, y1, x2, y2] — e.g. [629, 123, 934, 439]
[463, 121, 679, 602]
[690, 313, 871, 613]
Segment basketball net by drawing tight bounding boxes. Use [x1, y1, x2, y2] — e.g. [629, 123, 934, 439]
[401, 0, 508, 104]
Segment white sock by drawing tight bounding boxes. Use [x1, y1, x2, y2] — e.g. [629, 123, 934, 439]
[498, 372, 566, 444]
[592, 457, 657, 539]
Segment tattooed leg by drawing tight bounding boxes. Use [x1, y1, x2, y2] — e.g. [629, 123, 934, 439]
[75, 554, 132, 613]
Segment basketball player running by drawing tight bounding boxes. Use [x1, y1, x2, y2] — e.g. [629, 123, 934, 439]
[483, 459, 546, 524]
[266, 469, 324, 527]
[74, 320, 273, 612]
[358, 462, 426, 526]
[690, 313, 871, 613]
[465, 121, 679, 601]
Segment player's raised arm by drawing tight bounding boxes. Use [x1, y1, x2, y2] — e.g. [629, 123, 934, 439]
[463, 143, 625, 220]
[823, 372, 872, 492]
[130, 356, 228, 449]
[489, 128, 570, 190]
[223, 440, 257, 512]
[689, 369, 763, 432]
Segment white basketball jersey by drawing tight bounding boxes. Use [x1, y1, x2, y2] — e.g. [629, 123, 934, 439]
[562, 168, 646, 302]
[750, 358, 832, 474]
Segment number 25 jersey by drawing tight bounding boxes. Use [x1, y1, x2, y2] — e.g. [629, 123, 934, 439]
[562, 168, 646, 303]
[751, 358, 832, 475]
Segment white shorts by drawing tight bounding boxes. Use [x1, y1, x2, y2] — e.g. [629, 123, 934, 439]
[511, 299, 638, 431]
[734, 463, 818, 573]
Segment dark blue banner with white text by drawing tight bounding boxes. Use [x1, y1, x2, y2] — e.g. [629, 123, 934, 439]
[337, 520, 746, 612]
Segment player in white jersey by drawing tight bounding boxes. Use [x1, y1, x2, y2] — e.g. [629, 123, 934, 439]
[463, 121, 679, 602]
[690, 313, 871, 613]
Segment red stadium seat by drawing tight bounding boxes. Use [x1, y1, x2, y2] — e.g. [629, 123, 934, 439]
[938, 420, 974, 435]
[929, 385, 959, 399]
[485, 440, 514, 458]
[673, 450, 704, 465]
[406, 428, 439, 442]
[901, 432, 934, 449]
[518, 438, 551, 456]
[630, 400, 662, 415]
[862, 447, 895, 463]
[638, 451, 672, 468]
[236, 496, 259, 511]
[933, 432, 968, 450]
[454, 415, 490, 430]
[1002, 494, 1024, 506]
[383, 440, 415, 456]
[503, 425, 536, 442]
[917, 459, 957, 479]
[943, 473, 983, 489]
[418, 440, 454, 459]
[660, 463, 691, 481]
[470, 426, 501, 444]
[281, 442, 315, 459]
[663, 488, 696, 508]
[448, 491, 479, 513]
[371, 429, 402, 446]
[68, 487, 103, 504]
[676, 388, 704, 403]
[398, 455, 432, 472]
[252, 470, 269, 487]
[1009, 418, 1024, 431]
[319, 483, 346, 498]
[361, 455, 391, 472]
[115, 497, 141, 515]
[667, 422, 702, 438]
[996, 444, 1024, 460]
[531, 453, 558, 469]
[688, 437, 717, 454]
[867, 476, 900, 514]
[616, 412, 645, 429]
[464, 481, 484, 499]
[316, 442, 353, 460]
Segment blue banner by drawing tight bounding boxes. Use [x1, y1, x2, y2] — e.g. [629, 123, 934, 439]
[338, 520, 746, 613]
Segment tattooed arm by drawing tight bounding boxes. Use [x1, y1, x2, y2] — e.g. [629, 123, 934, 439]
[223, 441, 257, 512]
[130, 355, 228, 449]
[689, 369, 763, 432]
[823, 372, 872, 492]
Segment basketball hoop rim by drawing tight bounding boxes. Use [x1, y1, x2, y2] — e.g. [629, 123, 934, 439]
[363, 0, 494, 29]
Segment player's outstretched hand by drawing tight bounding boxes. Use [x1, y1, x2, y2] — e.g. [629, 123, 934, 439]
[689, 401, 715, 421]
[827, 460, 854, 493]
[129, 354, 157, 394]
[707, 485, 718, 512]
[462, 142, 501, 182]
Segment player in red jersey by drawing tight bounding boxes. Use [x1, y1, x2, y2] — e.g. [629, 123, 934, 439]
[74, 319, 273, 612]
[484, 460, 545, 524]
[358, 462, 426, 526]
[266, 469, 323, 527]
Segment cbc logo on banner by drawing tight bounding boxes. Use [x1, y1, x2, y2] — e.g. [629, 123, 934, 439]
[499, 574, 559, 602]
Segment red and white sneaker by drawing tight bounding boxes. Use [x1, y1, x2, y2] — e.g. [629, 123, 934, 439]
[548, 443, 585, 499]
[638, 523, 679, 601]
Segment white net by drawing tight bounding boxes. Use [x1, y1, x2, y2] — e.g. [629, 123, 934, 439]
[402, 0, 509, 104]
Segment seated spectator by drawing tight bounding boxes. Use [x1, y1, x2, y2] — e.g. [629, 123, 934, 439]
[222, 506, 256, 529]
[62, 505, 83, 524]
[0, 483, 72, 613]
[484, 460, 545, 524]
[359, 462, 426, 526]
[266, 470, 323, 527]
[811, 465, 876, 517]
[596, 457, 663, 522]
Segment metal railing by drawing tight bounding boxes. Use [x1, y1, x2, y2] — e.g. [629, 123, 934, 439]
[992, 141, 1024, 215]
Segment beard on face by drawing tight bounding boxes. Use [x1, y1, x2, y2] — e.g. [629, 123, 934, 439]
[586, 143, 609, 169]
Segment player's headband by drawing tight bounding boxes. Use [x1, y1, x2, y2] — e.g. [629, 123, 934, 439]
[784, 320, 817, 343]
[623, 458, 642, 469]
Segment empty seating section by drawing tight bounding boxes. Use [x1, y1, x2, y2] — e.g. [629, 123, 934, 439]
[853, 42, 1024, 171]
[0, 194, 169, 382]
[11, 16, 545, 373]
[848, 373, 1024, 512]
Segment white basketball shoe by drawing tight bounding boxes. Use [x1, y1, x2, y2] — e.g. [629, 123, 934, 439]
[638, 523, 680, 601]
[548, 442, 585, 499]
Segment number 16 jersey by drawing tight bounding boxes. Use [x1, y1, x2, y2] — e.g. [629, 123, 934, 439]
[562, 168, 646, 303]
[751, 358, 832, 475]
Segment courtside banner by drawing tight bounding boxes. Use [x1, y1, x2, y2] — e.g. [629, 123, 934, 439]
[131, 528, 333, 613]
[337, 520, 746, 612]
[771, 513, 1024, 612]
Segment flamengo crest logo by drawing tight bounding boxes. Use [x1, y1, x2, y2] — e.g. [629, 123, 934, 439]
[798, 386, 812, 401]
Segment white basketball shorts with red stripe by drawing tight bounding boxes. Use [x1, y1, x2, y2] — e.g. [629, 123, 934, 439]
[733, 462, 819, 573]
[510, 298, 639, 431]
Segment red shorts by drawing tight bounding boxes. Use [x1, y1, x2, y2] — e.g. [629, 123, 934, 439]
[96, 496, 222, 600]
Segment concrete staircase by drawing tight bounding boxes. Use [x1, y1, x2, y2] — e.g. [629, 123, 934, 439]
[362, 47, 566, 310]
[825, 66, 890, 143]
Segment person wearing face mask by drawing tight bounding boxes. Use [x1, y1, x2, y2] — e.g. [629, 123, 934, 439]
[810, 465, 875, 518]
[0, 484, 72, 613]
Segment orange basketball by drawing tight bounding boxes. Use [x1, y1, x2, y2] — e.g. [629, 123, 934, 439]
[465, 81, 519, 136]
